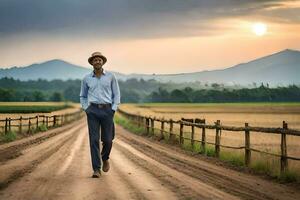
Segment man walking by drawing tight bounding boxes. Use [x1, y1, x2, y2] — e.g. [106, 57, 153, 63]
[80, 52, 120, 178]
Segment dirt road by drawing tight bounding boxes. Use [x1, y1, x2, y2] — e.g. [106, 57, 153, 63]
[0, 118, 299, 200]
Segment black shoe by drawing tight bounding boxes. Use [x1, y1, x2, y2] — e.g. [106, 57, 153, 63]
[92, 170, 101, 178]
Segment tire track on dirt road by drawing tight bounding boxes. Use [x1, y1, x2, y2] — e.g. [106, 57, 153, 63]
[114, 139, 239, 200]
[0, 119, 86, 190]
[1, 121, 299, 200]
[116, 125, 300, 200]
[0, 122, 178, 200]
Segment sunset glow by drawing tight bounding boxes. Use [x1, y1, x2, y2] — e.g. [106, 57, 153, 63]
[0, 1, 299, 74]
[252, 23, 267, 36]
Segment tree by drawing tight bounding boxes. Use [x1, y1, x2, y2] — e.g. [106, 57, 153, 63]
[32, 91, 46, 101]
[170, 89, 190, 102]
[50, 92, 63, 102]
[0, 88, 15, 101]
[63, 85, 81, 102]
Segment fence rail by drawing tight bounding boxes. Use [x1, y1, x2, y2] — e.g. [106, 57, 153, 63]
[0, 110, 84, 135]
[118, 108, 300, 175]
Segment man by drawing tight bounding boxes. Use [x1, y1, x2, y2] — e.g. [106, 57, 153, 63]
[80, 52, 120, 178]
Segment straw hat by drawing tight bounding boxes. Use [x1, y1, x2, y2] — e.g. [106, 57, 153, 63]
[88, 52, 107, 65]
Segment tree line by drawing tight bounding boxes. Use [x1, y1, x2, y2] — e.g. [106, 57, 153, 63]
[0, 77, 299, 103]
[147, 85, 300, 103]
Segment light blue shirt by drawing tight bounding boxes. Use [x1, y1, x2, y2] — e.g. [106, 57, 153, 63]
[79, 69, 121, 111]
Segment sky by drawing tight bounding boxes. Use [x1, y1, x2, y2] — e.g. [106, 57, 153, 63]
[0, 0, 300, 74]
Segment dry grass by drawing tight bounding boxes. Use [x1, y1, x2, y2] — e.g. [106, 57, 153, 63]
[119, 103, 300, 177]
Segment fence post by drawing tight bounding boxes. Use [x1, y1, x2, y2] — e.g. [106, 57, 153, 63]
[28, 118, 31, 134]
[36, 116, 39, 130]
[180, 121, 184, 145]
[280, 121, 288, 174]
[191, 119, 195, 149]
[42, 115, 45, 125]
[46, 116, 49, 128]
[19, 116, 23, 134]
[245, 123, 251, 167]
[151, 118, 155, 135]
[201, 119, 206, 153]
[169, 119, 174, 142]
[56, 115, 58, 126]
[215, 120, 221, 158]
[160, 119, 165, 140]
[8, 118, 11, 132]
[146, 117, 150, 135]
[4, 117, 8, 134]
[53, 115, 57, 127]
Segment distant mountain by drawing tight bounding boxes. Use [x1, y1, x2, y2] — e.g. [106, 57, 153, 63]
[0, 59, 125, 81]
[0, 59, 91, 81]
[0, 49, 299, 85]
[120, 49, 300, 86]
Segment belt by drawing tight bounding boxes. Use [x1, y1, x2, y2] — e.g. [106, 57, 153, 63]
[91, 103, 111, 109]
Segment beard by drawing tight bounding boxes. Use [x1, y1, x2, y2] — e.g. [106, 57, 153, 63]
[93, 64, 102, 71]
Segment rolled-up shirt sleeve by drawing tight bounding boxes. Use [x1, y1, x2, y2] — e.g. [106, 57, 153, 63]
[80, 77, 89, 110]
[111, 74, 121, 111]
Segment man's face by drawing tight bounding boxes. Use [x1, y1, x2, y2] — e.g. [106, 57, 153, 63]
[92, 57, 104, 70]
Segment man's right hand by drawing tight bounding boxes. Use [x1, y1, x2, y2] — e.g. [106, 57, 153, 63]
[84, 105, 91, 113]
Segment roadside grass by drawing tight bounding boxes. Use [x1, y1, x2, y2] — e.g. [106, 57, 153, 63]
[0, 121, 64, 144]
[0, 131, 17, 142]
[38, 124, 48, 132]
[278, 170, 299, 183]
[114, 114, 146, 135]
[115, 112, 300, 183]
[0, 124, 48, 143]
[250, 154, 300, 183]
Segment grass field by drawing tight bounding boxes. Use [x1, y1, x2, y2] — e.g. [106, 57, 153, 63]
[118, 103, 300, 182]
[120, 102, 300, 128]
[139, 102, 300, 107]
[0, 102, 82, 134]
[0, 102, 82, 143]
[0, 102, 72, 113]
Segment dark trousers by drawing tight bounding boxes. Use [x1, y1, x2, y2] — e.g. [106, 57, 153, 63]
[86, 104, 115, 172]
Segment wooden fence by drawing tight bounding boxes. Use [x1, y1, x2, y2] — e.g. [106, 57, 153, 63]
[0, 110, 84, 135]
[118, 108, 300, 175]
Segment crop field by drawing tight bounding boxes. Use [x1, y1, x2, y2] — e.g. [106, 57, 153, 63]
[119, 103, 300, 178]
[0, 102, 81, 114]
[0, 102, 82, 132]
[0, 102, 72, 113]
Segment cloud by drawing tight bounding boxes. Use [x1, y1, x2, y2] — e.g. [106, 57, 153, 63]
[0, 0, 298, 38]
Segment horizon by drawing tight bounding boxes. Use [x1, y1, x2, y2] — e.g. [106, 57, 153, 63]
[1, 48, 298, 76]
[1, 1, 300, 74]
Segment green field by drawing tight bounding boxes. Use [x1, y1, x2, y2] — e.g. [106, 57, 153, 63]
[0, 102, 72, 113]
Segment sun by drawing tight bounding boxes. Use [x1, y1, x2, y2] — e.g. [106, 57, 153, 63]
[252, 22, 267, 36]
